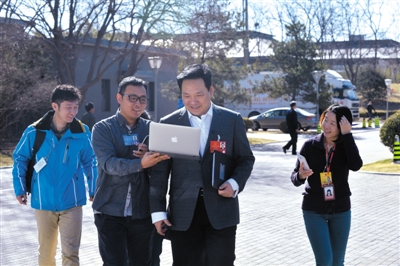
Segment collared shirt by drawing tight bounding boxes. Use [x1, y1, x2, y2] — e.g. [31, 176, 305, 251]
[187, 105, 213, 157]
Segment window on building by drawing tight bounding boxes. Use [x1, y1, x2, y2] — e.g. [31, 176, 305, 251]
[101, 79, 110, 111]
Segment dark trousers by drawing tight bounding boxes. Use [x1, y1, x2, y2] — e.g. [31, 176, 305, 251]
[169, 193, 237, 266]
[151, 228, 164, 266]
[94, 214, 154, 266]
[368, 111, 373, 120]
[284, 130, 298, 154]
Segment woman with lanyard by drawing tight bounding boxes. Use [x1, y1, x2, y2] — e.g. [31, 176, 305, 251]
[291, 104, 363, 266]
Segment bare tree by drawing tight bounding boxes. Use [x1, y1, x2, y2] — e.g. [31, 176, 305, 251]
[2, 0, 184, 101]
[361, 0, 397, 69]
[160, 0, 251, 106]
[243, 0, 399, 84]
[0, 22, 57, 140]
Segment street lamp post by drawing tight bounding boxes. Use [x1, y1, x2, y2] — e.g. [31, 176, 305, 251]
[384, 78, 392, 120]
[312, 71, 324, 123]
[148, 56, 163, 121]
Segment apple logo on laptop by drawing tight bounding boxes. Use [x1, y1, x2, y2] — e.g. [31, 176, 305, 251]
[171, 136, 178, 143]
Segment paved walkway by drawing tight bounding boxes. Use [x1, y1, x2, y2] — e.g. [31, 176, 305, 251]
[1, 125, 399, 265]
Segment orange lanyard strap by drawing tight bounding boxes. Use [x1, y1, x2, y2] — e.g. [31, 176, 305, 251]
[324, 145, 336, 172]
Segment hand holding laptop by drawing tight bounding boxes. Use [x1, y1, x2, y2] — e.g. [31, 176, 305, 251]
[133, 143, 148, 158]
[141, 152, 170, 169]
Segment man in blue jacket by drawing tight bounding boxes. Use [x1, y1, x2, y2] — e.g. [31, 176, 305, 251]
[12, 84, 98, 266]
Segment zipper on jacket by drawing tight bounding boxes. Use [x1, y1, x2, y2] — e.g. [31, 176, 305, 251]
[72, 176, 78, 206]
[63, 141, 69, 163]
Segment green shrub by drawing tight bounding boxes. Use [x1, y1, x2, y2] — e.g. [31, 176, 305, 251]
[379, 111, 400, 153]
[242, 117, 254, 131]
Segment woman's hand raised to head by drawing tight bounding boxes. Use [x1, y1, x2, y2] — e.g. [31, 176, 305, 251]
[339, 116, 352, 135]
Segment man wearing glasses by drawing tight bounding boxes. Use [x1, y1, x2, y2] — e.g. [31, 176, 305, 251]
[91, 76, 169, 265]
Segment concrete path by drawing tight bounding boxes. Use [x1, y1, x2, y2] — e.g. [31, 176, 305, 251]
[1, 125, 398, 266]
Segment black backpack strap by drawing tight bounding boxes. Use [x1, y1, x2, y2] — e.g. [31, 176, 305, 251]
[32, 130, 46, 156]
[26, 130, 46, 194]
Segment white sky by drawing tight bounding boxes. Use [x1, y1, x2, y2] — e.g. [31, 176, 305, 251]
[2, 0, 398, 42]
[231, 0, 399, 42]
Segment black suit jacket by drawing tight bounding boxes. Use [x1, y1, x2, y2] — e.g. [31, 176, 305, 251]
[286, 108, 298, 132]
[149, 104, 255, 230]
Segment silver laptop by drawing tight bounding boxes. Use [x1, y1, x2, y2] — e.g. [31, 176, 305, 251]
[149, 122, 201, 160]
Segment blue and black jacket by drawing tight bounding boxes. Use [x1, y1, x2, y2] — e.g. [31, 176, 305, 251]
[12, 110, 98, 212]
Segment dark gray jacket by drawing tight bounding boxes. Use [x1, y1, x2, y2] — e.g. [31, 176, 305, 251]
[81, 112, 96, 131]
[92, 110, 151, 218]
[150, 105, 255, 230]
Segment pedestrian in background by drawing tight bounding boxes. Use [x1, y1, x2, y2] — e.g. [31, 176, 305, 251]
[81, 102, 96, 131]
[12, 84, 98, 266]
[366, 100, 376, 121]
[291, 104, 363, 265]
[91, 76, 169, 265]
[149, 63, 255, 266]
[282, 101, 299, 155]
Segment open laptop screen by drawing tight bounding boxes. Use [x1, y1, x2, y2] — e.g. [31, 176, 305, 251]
[149, 122, 201, 160]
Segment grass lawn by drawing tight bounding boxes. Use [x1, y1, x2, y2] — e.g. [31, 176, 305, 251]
[0, 153, 13, 167]
[361, 159, 400, 173]
[391, 83, 400, 95]
[248, 137, 277, 145]
[387, 83, 400, 103]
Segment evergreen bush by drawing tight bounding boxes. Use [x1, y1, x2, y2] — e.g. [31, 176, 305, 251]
[379, 111, 400, 153]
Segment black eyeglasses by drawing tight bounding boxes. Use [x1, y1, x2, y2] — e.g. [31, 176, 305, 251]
[121, 94, 149, 104]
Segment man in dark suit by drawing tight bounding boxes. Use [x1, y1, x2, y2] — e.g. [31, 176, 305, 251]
[282, 101, 299, 155]
[366, 100, 376, 121]
[149, 63, 255, 266]
[81, 102, 96, 131]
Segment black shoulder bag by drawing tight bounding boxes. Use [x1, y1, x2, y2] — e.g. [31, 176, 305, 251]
[25, 130, 46, 194]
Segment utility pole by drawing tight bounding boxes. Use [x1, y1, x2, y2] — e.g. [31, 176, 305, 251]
[243, 0, 249, 66]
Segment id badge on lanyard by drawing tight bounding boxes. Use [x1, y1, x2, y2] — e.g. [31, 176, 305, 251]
[320, 146, 336, 201]
[123, 134, 139, 146]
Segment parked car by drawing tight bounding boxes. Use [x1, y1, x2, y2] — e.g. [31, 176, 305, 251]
[249, 107, 317, 133]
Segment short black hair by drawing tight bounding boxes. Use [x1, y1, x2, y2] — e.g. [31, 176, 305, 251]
[177, 64, 212, 91]
[118, 76, 148, 94]
[51, 84, 81, 106]
[85, 102, 94, 112]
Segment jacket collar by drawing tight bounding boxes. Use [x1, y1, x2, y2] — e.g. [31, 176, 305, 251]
[175, 107, 192, 126]
[115, 109, 142, 129]
[33, 110, 86, 134]
[311, 133, 326, 151]
[177, 104, 223, 157]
